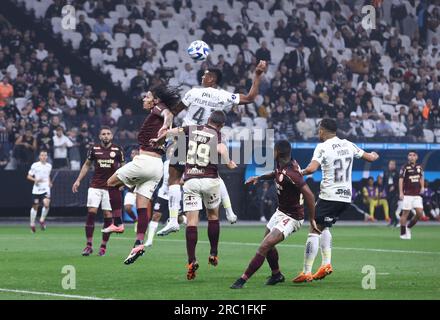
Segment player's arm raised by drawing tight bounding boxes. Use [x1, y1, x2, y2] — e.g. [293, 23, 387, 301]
[150, 127, 182, 146]
[245, 171, 275, 185]
[72, 159, 92, 193]
[238, 60, 267, 105]
[300, 183, 320, 234]
[217, 142, 236, 169]
[361, 151, 379, 162]
[158, 108, 174, 137]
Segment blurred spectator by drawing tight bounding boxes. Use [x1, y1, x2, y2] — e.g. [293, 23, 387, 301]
[390, 113, 407, 139]
[248, 23, 263, 42]
[53, 126, 73, 169]
[178, 63, 198, 87]
[256, 181, 277, 222]
[109, 101, 122, 123]
[93, 15, 112, 35]
[360, 113, 377, 140]
[296, 110, 315, 140]
[422, 180, 440, 221]
[376, 114, 394, 139]
[383, 160, 399, 226]
[232, 25, 248, 47]
[67, 128, 81, 170]
[0, 77, 13, 109]
[36, 124, 53, 156]
[13, 126, 36, 170]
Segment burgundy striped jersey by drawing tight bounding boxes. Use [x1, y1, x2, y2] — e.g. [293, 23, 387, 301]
[137, 103, 168, 154]
[87, 144, 124, 189]
[400, 163, 423, 196]
[183, 124, 222, 181]
[274, 160, 306, 220]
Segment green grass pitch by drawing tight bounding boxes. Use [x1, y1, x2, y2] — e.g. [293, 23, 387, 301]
[1, 224, 439, 300]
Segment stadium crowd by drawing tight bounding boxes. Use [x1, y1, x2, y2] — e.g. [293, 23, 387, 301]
[1, 0, 440, 171]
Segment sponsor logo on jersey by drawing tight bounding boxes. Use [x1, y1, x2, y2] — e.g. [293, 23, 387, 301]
[111, 147, 119, 151]
[187, 168, 205, 175]
[93, 146, 101, 150]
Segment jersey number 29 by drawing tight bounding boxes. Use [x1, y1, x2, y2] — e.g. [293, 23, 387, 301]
[187, 141, 210, 167]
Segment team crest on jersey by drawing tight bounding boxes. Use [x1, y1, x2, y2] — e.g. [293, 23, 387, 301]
[417, 167, 421, 173]
[110, 151, 116, 158]
[278, 173, 284, 182]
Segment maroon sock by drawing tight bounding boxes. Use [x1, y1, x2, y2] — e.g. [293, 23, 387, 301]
[112, 209, 123, 226]
[243, 252, 265, 280]
[208, 219, 220, 256]
[186, 226, 198, 264]
[407, 217, 418, 229]
[400, 225, 406, 235]
[101, 217, 112, 246]
[85, 213, 96, 244]
[136, 208, 149, 241]
[266, 247, 280, 274]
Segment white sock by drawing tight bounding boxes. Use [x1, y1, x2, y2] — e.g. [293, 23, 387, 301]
[146, 221, 159, 245]
[168, 185, 181, 222]
[320, 228, 332, 265]
[30, 208, 37, 227]
[435, 208, 440, 217]
[40, 207, 49, 222]
[303, 233, 320, 273]
[219, 178, 234, 216]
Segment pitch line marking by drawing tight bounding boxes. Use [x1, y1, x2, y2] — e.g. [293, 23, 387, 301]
[0, 288, 113, 300]
[116, 238, 440, 256]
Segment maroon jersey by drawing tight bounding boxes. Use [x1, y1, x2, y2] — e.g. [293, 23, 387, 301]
[137, 103, 167, 154]
[87, 144, 124, 189]
[400, 163, 423, 196]
[183, 124, 222, 181]
[274, 160, 306, 220]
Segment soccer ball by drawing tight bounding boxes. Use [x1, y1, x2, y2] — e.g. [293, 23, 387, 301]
[187, 40, 211, 61]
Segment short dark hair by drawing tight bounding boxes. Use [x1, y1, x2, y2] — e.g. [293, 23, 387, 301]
[207, 68, 223, 85]
[319, 118, 337, 133]
[100, 126, 112, 133]
[275, 140, 291, 158]
[208, 110, 226, 126]
[408, 150, 418, 155]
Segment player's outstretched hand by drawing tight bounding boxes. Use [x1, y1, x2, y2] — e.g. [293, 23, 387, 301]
[371, 152, 379, 161]
[149, 138, 159, 146]
[245, 176, 259, 185]
[72, 181, 80, 193]
[255, 60, 267, 76]
[157, 126, 168, 138]
[310, 219, 321, 234]
[399, 193, 404, 200]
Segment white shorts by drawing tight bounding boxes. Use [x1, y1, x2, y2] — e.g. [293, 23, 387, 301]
[183, 178, 221, 212]
[115, 154, 163, 199]
[87, 187, 111, 211]
[124, 191, 136, 207]
[266, 209, 304, 239]
[402, 195, 423, 211]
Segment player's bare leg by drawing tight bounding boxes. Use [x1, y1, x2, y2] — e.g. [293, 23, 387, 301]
[125, 204, 137, 222]
[99, 210, 113, 256]
[157, 166, 182, 236]
[293, 225, 324, 283]
[219, 178, 237, 224]
[231, 228, 284, 289]
[124, 194, 152, 265]
[207, 207, 220, 266]
[82, 207, 97, 256]
[145, 211, 161, 247]
[399, 210, 411, 239]
[107, 173, 125, 188]
[186, 210, 199, 280]
[102, 187, 125, 234]
[313, 227, 333, 280]
[403, 208, 423, 239]
[30, 203, 39, 233]
[39, 198, 50, 230]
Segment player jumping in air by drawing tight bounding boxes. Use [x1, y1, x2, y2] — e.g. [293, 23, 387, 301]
[151, 111, 236, 280]
[27, 150, 52, 233]
[106, 85, 180, 265]
[230, 140, 318, 289]
[399, 151, 424, 240]
[72, 127, 125, 256]
[293, 119, 379, 283]
[123, 149, 140, 225]
[157, 60, 268, 236]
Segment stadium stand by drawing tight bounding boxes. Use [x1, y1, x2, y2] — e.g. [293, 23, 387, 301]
[0, 0, 440, 172]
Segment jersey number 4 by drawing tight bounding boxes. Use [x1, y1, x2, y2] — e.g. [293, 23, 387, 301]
[192, 107, 205, 125]
[187, 141, 210, 167]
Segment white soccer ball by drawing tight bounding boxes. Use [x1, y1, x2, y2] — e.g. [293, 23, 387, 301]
[187, 40, 211, 62]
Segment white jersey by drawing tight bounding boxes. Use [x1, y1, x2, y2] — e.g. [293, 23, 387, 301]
[312, 136, 364, 203]
[181, 87, 240, 126]
[28, 161, 52, 195]
[157, 160, 170, 200]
